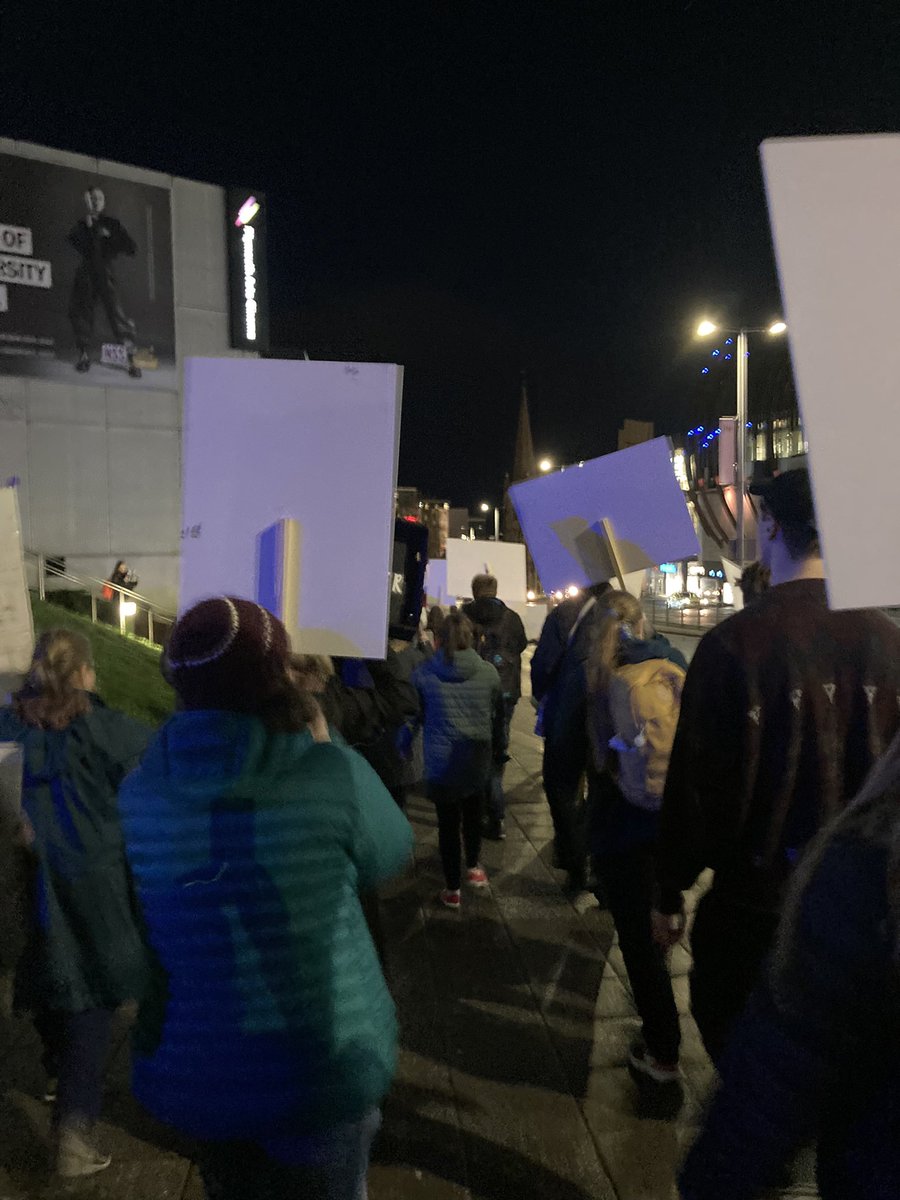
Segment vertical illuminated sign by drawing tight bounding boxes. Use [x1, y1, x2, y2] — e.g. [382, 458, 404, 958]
[226, 188, 269, 354]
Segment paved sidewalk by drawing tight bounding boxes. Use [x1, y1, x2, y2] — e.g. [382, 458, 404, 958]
[0, 698, 818, 1199]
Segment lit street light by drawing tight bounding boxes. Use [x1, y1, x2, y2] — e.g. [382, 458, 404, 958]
[479, 501, 500, 541]
[696, 316, 788, 567]
[538, 458, 553, 473]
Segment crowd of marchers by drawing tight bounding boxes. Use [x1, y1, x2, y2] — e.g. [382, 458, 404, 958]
[1, 468, 898, 1199]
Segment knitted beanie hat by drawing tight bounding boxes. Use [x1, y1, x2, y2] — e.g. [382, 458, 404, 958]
[164, 597, 291, 712]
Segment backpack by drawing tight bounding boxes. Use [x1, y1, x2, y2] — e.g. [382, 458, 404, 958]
[473, 622, 517, 696]
[605, 658, 685, 811]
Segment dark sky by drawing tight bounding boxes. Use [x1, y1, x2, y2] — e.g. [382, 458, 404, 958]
[4, 1, 898, 504]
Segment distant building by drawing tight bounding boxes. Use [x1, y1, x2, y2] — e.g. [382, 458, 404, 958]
[617, 418, 655, 450]
[395, 487, 448, 559]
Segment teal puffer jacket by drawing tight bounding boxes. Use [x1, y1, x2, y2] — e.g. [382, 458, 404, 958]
[118, 711, 413, 1140]
[413, 648, 503, 799]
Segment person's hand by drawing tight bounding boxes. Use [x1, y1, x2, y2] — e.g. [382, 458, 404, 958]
[307, 702, 331, 744]
[651, 906, 685, 948]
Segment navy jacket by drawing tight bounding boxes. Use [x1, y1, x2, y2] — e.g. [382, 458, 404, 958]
[413, 648, 504, 800]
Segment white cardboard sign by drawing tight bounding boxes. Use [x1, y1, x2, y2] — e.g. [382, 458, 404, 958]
[445, 539, 527, 602]
[762, 134, 900, 610]
[0, 487, 34, 689]
[508, 438, 699, 595]
[181, 358, 403, 658]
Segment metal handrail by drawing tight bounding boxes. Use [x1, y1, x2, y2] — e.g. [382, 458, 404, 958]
[24, 550, 175, 645]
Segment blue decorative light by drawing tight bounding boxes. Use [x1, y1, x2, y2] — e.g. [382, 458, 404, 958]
[724, 353, 733, 361]
[746, 421, 752, 428]
[701, 367, 710, 375]
[725, 337, 733, 346]
[697, 426, 704, 433]
[711, 349, 720, 357]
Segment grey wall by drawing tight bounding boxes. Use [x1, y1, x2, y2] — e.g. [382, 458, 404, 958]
[0, 139, 252, 609]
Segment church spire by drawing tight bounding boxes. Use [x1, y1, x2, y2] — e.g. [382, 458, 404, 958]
[512, 371, 536, 483]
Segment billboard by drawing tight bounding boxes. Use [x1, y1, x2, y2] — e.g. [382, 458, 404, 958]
[0, 153, 175, 390]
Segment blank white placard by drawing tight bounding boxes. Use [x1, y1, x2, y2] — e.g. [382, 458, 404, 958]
[508, 438, 698, 595]
[762, 135, 900, 610]
[181, 358, 402, 657]
[445, 539, 527, 601]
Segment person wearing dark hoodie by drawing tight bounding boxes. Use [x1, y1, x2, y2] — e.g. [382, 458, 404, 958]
[0, 629, 151, 1179]
[587, 591, 688, 1087]
[462, 573, 527, 839]
[531, 580, 613, 892]
[413, 612, 505, 910]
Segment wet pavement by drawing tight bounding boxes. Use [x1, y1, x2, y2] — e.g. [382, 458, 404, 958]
[0, 695, 818, 1199]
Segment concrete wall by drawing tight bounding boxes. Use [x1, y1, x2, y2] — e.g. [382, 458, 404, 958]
[0, 139, 252, 609]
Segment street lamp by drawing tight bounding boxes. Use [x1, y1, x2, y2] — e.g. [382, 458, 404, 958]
[538, 458, 553, 473]
[696, 317, 788, 566]
[480, 501, 500, 541]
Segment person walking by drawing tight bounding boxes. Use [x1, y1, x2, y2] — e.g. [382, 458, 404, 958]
[587, 592, 687, 1086]
[653, 469, 900, 1061]
[118, 598, 412, 1200]
[678, 729, 900, 1200]
[413, 612, 505, 909]
[463, 573, 527, 840]
[531, 581, 613, 893]
[0, 630, 151, 1178]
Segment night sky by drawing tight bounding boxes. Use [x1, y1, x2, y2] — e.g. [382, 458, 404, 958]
[5, 2, 897, 504]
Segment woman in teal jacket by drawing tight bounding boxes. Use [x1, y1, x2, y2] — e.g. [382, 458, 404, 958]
[0, 628, 151, 1178]
[118, 597, 413, 1200]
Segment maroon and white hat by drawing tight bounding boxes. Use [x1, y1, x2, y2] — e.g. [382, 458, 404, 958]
[165, 597, 290, 712]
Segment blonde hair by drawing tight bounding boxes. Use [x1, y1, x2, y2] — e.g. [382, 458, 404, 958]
[14, 629, 94, 730]
[437, 612, 474, 662]
[587, 591, 644, 695]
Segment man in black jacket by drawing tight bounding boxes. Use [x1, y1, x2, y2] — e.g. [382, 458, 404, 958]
[463, 574, 527, 840]
[68, 187, 141, 378]
[531, 580, 613, 890]
[653, 469, 900, 1061]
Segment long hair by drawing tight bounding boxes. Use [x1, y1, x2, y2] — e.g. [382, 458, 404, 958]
[774, 728, 900, 994]
[587, 591, 644, 696]
[586, 591, 644, 770]
[14, 629, 94, 730]
[437, 612, 474, 663]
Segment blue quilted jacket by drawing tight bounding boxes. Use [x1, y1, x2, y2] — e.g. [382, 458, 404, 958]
[118, 711, 413, 1140]
[413, 648, 504, 800]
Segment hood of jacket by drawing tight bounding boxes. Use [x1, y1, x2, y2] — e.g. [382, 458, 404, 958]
[424, 647, 489, 683]
[464, 596, 507, 630]
[618, 633, 688, 672]
[135, 710, 318, 809]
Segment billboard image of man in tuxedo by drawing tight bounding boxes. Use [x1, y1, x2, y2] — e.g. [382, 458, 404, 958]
[67, 187, 141, 378]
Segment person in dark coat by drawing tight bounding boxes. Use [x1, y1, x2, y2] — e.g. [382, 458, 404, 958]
[679, 728, 900, 1200]
[531, 581, 613, 892]
[0, 629, 151, 1178]
[413, 613, 505, 909]
[462, 574, 527, 840]
[68, 187, 142, 377]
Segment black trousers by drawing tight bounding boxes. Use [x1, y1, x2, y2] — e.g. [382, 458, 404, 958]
[69, 265, 135, 351]
[689, 891, 780, 1062]
[33, 1007, 114, 1125]
[599, 840, 681, 1064]
[434, 793, 483, 891]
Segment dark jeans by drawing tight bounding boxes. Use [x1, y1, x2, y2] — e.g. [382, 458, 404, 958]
[434, 793, 483, 890]
[595, 815, 681, 1064]
[485, 697, 517, 821]
[543, 761, 594, 883]
[198, 1108, 381, 1200]
[33, 1007, 114, 1125]
[690, 891, 780, 1062]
